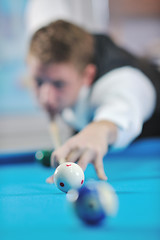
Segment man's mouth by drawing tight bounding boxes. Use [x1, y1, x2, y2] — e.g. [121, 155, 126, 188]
[44, 105, 63, 116]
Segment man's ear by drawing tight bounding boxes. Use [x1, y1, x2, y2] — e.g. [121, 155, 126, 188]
[83, 64, 97, 86]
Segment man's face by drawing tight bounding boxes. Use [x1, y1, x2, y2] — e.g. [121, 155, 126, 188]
[28, 58, 87, 116]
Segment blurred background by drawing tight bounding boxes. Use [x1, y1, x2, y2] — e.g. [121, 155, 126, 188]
[0, 0, 160, 152]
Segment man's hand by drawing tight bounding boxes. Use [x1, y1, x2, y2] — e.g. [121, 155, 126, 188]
[46, 120, 117, 183]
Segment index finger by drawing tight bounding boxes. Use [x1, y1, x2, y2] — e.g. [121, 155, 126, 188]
[50, 144, 71, 168]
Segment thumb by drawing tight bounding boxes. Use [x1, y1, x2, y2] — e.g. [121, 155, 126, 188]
[46, 174, 54, 184]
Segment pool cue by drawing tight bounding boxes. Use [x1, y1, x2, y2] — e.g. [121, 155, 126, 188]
[49, 120, 65, 165]
[50, 121, 61, 149]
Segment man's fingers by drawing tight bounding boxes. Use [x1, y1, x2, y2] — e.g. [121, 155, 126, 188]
[51, 144, 71, 167]
[93, 154, 108, 180]
[77, 149, 95, 171]
[48, 149, 107, 184]
[66, 148, 84, 163]
[77, 149, 107, 181]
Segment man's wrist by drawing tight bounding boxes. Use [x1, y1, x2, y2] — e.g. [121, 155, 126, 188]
[93, 120, 118, 145]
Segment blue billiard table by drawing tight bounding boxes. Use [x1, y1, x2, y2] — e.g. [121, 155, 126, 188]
[0, 138, 160, 240]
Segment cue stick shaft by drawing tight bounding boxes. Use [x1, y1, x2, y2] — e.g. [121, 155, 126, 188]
[50, 121, 61, 149]
[50, 121, 65, 165]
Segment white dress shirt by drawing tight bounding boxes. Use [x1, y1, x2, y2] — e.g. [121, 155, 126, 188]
[62, 66, 156, 148]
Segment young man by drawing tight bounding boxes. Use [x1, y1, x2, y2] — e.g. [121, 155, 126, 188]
[28, 20, 160, 180]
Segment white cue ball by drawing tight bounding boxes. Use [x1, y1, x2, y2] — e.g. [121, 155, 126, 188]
[54, 162, 85, 193]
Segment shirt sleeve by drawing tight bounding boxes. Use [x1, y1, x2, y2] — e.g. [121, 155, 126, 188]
[91, 67, 156, 148]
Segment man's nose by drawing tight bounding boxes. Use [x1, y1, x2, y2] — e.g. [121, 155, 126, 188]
[39, 83, 57, 105]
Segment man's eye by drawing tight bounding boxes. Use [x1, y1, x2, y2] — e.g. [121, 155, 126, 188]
[35, 78, 44, 86]
[52, 81, 66, 89]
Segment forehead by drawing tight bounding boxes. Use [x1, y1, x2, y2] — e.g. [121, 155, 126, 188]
[28, 57, 79, 78]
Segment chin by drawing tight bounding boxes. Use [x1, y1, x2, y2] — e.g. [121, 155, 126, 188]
[46, 107, 64, 118]
[48, 111, 57, 119]
[43, 107, 56, 118]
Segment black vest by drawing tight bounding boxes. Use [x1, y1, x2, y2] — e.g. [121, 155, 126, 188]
[92, 34, 160, 138]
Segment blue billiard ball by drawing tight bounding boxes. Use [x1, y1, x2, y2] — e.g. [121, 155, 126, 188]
[72, 183, 107, 225]
[67, 181, 118, 225]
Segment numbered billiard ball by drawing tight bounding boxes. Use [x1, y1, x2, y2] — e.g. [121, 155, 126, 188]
[35, 150, 53, 167]
[67, 181, 118, 225]
[54, 162, 85, 193]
